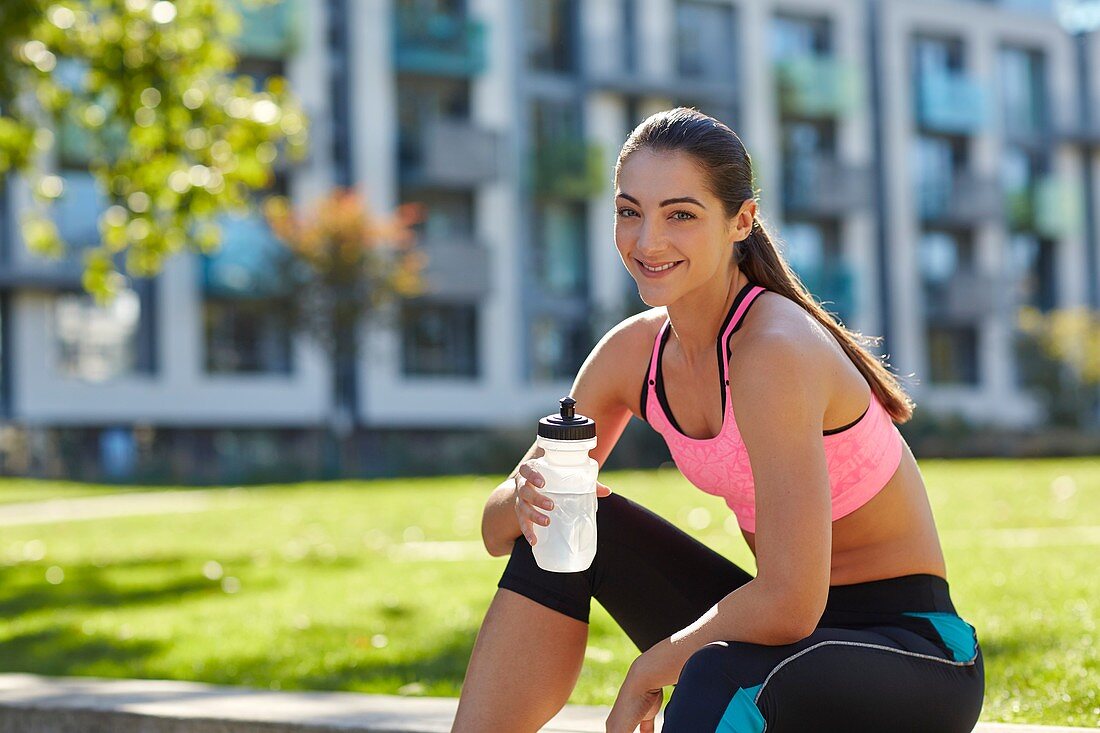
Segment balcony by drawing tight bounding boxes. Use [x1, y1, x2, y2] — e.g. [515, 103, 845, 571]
[918, 173, 1002, 226]
[400, 119, 500, 188]
[1005, 176, 1083, 239]
[916, 71, 987, 134]
[233, 0, 298, 59]
[418, 239, 491, 300]
[775, 56, 860, 118]
[783, 156, 872, 216]
[793, 261, 857, 324]
[394, 9, 487, 77]
[531, 139, 605, 200]
[923, 271, 998, 323]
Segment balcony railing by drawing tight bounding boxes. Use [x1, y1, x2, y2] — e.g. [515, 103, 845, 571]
[418, 238, 491, 300]
[394, 9, 487, 77]
[923, 271, 998, 323]
[918, 173, 1002, 225]
[775, 56, 860, 118]
[233, 0, 298, 59]
[916, 71, 987, 134]
[794, 261, 857, 324]
[783, 155, 872, 216]
[1005, 176, 1084, 238]
[531, 139, 605, 200]
[400, 118, 500, 188]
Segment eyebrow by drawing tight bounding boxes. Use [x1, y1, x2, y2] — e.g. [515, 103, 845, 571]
[616, 193, 706, 209]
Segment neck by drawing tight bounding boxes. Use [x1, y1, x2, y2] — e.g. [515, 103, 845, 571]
[665, 267, 749, 368]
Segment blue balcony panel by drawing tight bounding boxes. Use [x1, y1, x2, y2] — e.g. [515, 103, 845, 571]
[917, 72, 987, 134]
[201, 211, 287, 299]
[394, 11, 488, 77]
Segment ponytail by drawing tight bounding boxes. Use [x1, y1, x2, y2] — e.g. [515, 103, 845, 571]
[738, 219, 914, 423]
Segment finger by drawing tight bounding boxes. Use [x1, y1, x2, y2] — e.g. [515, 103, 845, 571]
[519, 465, 545, 488]
[520, 483, 555, 512]
[595, 481, 612, 497]
[523, 505, 551, 527]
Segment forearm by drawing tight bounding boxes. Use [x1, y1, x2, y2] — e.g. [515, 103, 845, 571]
[641, 578, 812, 688]
[481, 479, 522, 556]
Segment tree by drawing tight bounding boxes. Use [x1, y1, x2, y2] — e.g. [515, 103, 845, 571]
[0, 0, 307, 298]
[1017, 306, 1100, 428]
[265, 190, 427, 475]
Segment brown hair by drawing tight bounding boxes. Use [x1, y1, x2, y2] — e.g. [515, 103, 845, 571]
[616, 107, 914, 423]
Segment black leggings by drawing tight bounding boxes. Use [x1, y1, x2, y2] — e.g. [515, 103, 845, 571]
[497, 493, 985, 733]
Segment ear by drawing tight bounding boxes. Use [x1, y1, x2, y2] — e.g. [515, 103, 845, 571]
[729, 199, 758, 243]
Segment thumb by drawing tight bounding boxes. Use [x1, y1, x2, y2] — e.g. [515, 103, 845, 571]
[596, 481, 613, 497]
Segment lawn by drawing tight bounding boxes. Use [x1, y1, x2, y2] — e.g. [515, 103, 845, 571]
[0, 458, 1097, 727]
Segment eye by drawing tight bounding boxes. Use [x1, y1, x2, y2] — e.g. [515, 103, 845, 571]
[671, 210, 696, 221]
[616, 208, 638, 218]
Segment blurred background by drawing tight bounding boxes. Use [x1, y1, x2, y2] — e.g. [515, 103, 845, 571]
[0, 0, 1099, 484]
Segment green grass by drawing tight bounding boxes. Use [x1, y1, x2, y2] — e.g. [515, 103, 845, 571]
[0, 459, 1097, 726]
[0, 479, 176, 505]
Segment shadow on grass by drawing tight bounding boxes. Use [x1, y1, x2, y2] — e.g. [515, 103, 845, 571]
[0, 557, 230, 618]
[0, 625, 163, 677]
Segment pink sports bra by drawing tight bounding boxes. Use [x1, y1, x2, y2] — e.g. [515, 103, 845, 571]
[641, 282, 904, 533]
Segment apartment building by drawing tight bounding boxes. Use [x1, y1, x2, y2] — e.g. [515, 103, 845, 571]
[0, 0, 1097, 478]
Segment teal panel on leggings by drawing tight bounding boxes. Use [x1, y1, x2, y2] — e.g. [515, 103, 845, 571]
[903, 611, 977, 662]
[715, 683, 764, 733]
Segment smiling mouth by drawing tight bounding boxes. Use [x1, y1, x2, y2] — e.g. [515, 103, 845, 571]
[637, 259, 683, 273]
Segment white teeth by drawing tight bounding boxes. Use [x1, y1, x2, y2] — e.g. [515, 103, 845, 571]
[642, 261, 679, 272]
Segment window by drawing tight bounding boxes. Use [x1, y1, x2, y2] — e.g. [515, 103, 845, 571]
[676, 1, 735, 81]
[533, 201, 588, 297]
[999, 46, 1047, 139]
[622, 0, 638, 73]
[204, 299, 293, 374]
[397, 77, 471, 172]
[913, 135, 967, 217]
[1009, 233, 1057, 311]
[913, 36, 965, 77]
[531, 315, 589, 381]
[926, 325, 980, 386]
[772, 14, 830, 60]
[527, 0, 576, 73]
[781, 120, 836, 203]
[401, 302, 479, 377]
[56, 286, 154, 381]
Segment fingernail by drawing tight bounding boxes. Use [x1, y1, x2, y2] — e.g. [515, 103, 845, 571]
[543, 500, 554, 510]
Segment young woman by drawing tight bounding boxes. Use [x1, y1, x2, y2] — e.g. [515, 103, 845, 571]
[452, 108, 984, 733]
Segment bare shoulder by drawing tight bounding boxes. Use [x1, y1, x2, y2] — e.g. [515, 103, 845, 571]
[575, 307, 666, 419]
[730, 290, 835, 381]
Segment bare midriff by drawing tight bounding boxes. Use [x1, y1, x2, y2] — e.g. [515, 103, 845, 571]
[741, 440, 948, 586]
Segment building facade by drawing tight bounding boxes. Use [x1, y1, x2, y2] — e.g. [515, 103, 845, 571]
[1, 0, 1098, 479]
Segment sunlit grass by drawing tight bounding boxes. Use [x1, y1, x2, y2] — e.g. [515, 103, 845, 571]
[0, 458, 1097, 726]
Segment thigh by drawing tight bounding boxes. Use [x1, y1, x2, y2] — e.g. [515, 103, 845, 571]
[498, 492, 753, 651]
[663, 626, 985, 733]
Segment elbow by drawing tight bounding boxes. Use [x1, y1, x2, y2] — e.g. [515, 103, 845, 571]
[480, 515, 514, 558]
[774, 617, 820, 644]
[760, 583, 826, 644]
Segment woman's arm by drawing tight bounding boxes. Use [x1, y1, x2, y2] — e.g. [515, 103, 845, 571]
[480, 316, 647, 557]
[631, 328, 833, 687]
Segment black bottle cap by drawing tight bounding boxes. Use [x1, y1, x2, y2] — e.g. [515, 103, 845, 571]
[538, 397, 596, 441]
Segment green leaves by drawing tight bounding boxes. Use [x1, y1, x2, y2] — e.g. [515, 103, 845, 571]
[0, 0, 308, 299]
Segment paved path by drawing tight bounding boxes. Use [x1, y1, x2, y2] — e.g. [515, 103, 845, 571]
[0, 674, 1094, 732]
[0, 489, 246, 527]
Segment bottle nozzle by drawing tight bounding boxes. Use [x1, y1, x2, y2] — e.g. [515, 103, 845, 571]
[559, 397, 577, 420]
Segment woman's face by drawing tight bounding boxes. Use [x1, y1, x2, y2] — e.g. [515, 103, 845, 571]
[614, 148, 748, 307]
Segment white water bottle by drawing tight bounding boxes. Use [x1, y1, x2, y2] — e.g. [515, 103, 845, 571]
[530, 397, 599, 573]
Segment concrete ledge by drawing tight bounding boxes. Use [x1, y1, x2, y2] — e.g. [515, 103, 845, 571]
[0, 674, 1094, 733]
